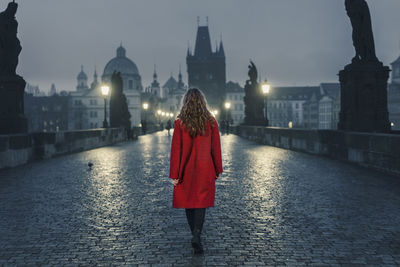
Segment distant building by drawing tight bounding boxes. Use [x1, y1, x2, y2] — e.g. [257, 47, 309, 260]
[49, 83, 57, 96]
[145, 65, 161, 98]
[25, 83, 45, 96]
[102, 45, 142, 127]
[24, 93, 70, 132]
[264, 83, 340, 129]
[225, 81, 245, 126]
[389, 55, 400, 130]
[317, 83, 340, 129]
[69, 66, 103, 129]
[69, 45, 142, 130]
[186, 22, 226, 109]
[160, 68, 187, 113]
[268, 86, 320, 128]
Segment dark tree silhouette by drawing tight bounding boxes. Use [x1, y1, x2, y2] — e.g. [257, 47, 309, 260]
[110, 71, 131, 130]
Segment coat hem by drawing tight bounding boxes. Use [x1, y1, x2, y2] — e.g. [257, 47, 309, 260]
[173, 205, 214, 209]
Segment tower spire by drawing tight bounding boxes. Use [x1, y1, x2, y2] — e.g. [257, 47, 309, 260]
[94, 66, 98, 83]
[153, 64, 157, 81]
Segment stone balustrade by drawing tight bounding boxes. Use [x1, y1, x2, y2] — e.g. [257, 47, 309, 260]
[0, 128, 127, 169]
[234, 126, 400, 177]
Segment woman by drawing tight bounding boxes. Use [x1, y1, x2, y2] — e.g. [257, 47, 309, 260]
[169, 88, 223, 254]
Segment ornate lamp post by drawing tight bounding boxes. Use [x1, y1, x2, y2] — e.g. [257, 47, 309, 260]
[101, 84, 110, 128]
[261, 80, 270, 126]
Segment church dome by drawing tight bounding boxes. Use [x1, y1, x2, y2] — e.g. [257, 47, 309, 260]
[77, 65, 87, 80]
[103, 45, 139, 76]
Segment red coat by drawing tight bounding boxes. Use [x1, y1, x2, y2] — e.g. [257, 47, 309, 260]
[169, 118, 223, 208]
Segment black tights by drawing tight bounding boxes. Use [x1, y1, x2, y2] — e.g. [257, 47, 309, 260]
[185, 208, 206, 234]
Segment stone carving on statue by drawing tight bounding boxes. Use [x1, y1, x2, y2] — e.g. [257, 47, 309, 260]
[345, 0, 378, 63]
[0, 1, 22, 77]
[243, 60, 266, 126]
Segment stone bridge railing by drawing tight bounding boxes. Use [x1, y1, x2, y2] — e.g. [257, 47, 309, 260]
[233, 126, 400, 177]
[0, 128, 127, 170]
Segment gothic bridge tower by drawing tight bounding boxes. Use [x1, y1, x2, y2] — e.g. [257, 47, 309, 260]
[186, 20, 226, 109]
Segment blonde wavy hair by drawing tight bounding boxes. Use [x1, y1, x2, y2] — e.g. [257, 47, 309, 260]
[177, 88, 216, 137]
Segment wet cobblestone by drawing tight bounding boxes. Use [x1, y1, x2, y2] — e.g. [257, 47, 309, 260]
[1, 130, 400, 266]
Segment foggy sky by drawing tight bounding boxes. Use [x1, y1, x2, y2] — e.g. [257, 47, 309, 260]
[13, 0, 400, 94]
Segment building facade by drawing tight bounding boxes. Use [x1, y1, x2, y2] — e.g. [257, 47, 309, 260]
[24, 93, 70, 132]
[389, 55, 400, 130]
[186, 23, 226, 109]
[160, 68, 187, 114]
[268, 86, 320, 128]
[225, 81, 245, 126]
[69, 45, 142, 130]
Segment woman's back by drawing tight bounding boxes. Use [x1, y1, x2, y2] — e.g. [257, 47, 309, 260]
[168, 88, 223, 254]
[169, 117, 222, 208]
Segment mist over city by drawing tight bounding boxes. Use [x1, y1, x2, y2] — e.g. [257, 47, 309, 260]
[16, 0, 400, 93]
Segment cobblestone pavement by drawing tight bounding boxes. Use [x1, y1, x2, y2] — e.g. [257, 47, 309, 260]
[1, 130, 400, 266]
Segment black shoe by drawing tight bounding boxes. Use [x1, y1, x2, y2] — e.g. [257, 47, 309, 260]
[191, 229, 204, 254]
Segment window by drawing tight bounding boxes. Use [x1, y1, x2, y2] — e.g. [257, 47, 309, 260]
[89, 111, 98, 118]
[395, 67, 400, 77]
[129, 80, 133, 89]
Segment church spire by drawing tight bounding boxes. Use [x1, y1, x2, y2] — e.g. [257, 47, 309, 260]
[91, 66, 98, 90]
[153, 64, 158, 81]
[218, 39, 225, 57]
[178, 64, 184, 90]
[178, 64, 182, 82]
[93, 66, 98, 83]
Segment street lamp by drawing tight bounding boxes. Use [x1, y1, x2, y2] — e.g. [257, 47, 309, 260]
[101, 84, 110, 128]
[261, 80, 270, 126]
[212, 109, 219, 117]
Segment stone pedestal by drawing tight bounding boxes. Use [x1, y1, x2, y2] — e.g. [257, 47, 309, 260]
[0, 76, 28, 134]
[244, 81, 267, 126]
[338, 62, 390, 133]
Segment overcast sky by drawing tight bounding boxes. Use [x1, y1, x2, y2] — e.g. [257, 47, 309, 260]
[13, 0, 400, 93]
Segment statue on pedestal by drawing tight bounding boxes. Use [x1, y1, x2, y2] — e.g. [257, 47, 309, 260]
[243, 61, 266, 126]
[0, 1, 27, 134]
[338, 0, 390, 133]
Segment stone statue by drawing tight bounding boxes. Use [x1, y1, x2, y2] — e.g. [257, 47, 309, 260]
[248, 60, 258, 84]
[0, 1, 28, 134]
[345, 0, 378, 63]
[338, 0, 391, 133]
[0, 1, 22, 77]
[243, 60, 266, 126]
